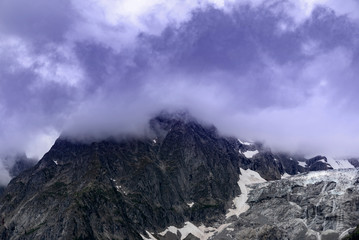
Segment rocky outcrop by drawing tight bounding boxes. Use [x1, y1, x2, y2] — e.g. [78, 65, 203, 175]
[0, 113, 349, 239]
[343, 225, 359, 240]
[348, 159, 359, 168]
[249, 152, 284, 180]
[210, 169, 359, 240]
[306, 156, 333, 171]
[237, 144, 307, 181]
[0, 114, 244, 239]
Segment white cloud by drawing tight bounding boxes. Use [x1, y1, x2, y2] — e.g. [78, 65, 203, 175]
[25, 128, 59, 159]
[0, 35, 83, 87]
[0, 0, 359, 184]
[68, 0, 203, 51]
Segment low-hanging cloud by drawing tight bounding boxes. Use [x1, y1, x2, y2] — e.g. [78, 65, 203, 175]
[1, 0, 359, 184]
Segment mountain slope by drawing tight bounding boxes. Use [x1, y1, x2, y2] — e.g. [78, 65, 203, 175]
[213, 169, 359, 239]
[0, 115, 245, 239]
[0, 114, 350, 239]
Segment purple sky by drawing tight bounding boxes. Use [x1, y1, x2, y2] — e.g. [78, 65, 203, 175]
[1, 0, 359, 182]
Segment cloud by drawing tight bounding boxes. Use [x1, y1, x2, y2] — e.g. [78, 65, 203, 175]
[0, 0, 359, 185]
[0, 0, 73, 43]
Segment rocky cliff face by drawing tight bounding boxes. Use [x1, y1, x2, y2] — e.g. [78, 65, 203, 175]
[0, 115, 246, 239]
[0, 113, 355, 240]
[211, 169, 359, 240]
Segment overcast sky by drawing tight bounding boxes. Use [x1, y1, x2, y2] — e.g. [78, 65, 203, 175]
[1, 0, 359, 178]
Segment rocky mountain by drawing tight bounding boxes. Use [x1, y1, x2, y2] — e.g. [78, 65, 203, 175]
[153, 169, 359, 240]
[0, 114, 243, 239]
[0, 113, 357, 239]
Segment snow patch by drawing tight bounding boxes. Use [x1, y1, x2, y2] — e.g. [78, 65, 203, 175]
[53, 160, 58, 165]
[282, 173, 291, 179]
[159, 221, 231, 240]
[243, 150, 259, 159]
[152, 139, 157, 144]
[111, 179, 128, 195]
[298, 161, 307, 167]
[226, 168, 266, 218]
[140, 231, 157, 240]
[327, 158, 355, 169]
[187, 202, 194, 208]
[238, 139, 252, 145]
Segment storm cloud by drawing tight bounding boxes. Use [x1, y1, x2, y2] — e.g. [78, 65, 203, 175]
[1, 0, 359, 177]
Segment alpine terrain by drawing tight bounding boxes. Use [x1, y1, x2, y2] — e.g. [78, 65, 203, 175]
[0, 113, 358, 240]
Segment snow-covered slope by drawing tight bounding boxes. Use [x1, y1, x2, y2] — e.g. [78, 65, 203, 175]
[326, 157, 355, 169]
[226, 168, 266, 218]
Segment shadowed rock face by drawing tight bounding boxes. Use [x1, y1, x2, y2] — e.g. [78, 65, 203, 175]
[344, 225, 359, 240]
[306, 156, 333, 171]
[0, 115, 245, 239]
[348, 159, 359, 168]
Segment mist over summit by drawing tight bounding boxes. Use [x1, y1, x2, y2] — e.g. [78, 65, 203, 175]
[0, 111, 358, 239]
[1, 0, 359, 164]
[2, 1, 359, 239]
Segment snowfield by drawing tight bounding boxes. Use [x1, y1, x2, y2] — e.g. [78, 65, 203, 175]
[141, 168, 359, 240]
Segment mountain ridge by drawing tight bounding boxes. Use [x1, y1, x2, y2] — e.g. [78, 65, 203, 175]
[0, 114, 357, 239]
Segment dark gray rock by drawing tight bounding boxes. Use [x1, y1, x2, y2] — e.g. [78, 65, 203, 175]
[306, 156, 333, 171]
[0, 113, 349, 240]
[184, 233, 200, 240]
[211, 169, 359, 240]
[0, 115, 242, 239]
[348, 159, 359, 168]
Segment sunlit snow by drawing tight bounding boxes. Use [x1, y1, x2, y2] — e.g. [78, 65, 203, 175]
[226, 168, 266, 218]
[158, 221, 231, 240]
[326, 157, 355, 169]
[140, 231, 157, 240]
